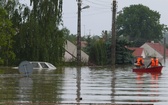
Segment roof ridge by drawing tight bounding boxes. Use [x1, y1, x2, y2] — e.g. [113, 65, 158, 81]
[147, 42, 167, 56]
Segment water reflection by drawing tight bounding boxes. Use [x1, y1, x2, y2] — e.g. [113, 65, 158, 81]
[18, 77, 33, 103]
[0, 66, 168, 104]
[136, 72, 143, 84]
[135, 72, 161, 103]
[111, 67, 116, 103]
[150, 72, 161, 102]
[76, 67, 81, 104]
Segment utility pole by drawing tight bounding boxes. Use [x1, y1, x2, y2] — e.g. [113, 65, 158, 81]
[83, 25, 85, 36]
[111, 0, 117, 66]
[77, 0, 82, 66]
[164, 37, 166, 64]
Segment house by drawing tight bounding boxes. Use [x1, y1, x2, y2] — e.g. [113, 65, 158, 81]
[64, 40, 89, 63]
[140, 42, 168, 59]
[128, 47, 146, 58]
[81, 41, 88, 48]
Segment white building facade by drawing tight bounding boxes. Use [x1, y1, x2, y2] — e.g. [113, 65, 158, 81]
[64, 40, 89, 63]
[140, 43, 163, 58]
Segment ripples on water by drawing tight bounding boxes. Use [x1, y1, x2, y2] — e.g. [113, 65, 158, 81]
[0, 65, 168, 105]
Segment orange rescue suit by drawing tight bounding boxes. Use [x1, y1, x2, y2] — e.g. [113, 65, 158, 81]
[136, 57, 144, 66]
[151, 58, 159, 67]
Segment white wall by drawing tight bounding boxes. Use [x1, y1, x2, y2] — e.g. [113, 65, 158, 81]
[140, 43, 162, 58]
[64, 40, 89, 63]
[141, 50, 146, 58]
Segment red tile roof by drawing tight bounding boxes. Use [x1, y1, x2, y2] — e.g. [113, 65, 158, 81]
[146, 42, 168, 57]
[128, 47, 144, 57]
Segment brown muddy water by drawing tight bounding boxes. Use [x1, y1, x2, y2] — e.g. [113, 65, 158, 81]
[0, 62, 168, 105]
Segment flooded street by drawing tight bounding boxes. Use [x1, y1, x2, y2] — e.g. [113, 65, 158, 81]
[0, 64, 168, 105]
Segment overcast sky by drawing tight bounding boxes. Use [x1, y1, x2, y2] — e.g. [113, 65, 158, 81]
[21, 0, 168, 36]
[63, 0, 168, 36]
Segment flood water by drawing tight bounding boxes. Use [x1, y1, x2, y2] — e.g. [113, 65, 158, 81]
[0, 64, 168, 105]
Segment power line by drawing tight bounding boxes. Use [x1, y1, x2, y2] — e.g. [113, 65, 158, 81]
[63, 10, 111, 19]
[82, 2, 110, 10]
[63, 0, 111, 19]
[93, 0, 111, 4]
[84, 0, 111, 7]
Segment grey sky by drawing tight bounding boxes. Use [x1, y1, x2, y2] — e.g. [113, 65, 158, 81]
[21, 0, 168, 36]
[63, 0, 168, 36]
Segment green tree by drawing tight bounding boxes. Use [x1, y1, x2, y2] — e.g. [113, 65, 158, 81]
[88, 37, 133, 66]
[87, 30, 134, 66]
[116, 4, 166, 47]
[9, 0, 64, 66]
[115, 38, 134, 64]
[0, 7, 15, 65]
[63, 28, 77, 44]
[89, 39, 107, 65]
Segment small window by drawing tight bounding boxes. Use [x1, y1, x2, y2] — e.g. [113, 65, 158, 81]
[32, 63, 40, 68]
[40, 63, 49, 68]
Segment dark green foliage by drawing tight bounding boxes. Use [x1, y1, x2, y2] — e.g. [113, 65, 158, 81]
[0, 7, 16, 65]
[64, 28, 77, 44]
[115, 39, 134, 64]
[83, 35, 92, 55]
[89, 39, 107, 65]
[86, 34, 133, 65]
[116, 4, 166, 47]
[1, 0, 64, 66]
[106, 38, 134, 65]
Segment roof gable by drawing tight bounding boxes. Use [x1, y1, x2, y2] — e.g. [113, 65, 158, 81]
[146, 42, 168, 56]
[128, 47, 144, 57]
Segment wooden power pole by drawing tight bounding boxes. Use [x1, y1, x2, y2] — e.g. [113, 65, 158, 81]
[77, 0, 82, 66]
[111, 0, 117, 66]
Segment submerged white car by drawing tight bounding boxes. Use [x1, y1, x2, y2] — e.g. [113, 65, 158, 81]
[12, 61, 56, 70]
[29, 61, 56, 70]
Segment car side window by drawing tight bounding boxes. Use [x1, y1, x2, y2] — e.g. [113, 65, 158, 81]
[40, 63, 49, 68]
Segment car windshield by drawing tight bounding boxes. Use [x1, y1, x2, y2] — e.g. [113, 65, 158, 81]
[31, 63, 40, 68]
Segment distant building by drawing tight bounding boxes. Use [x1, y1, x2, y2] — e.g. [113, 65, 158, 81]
[64, 40, 89, 63]
[140, 42, 168, 58]
[128, 47, 145, 58]
[81, 41, 88, 48]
